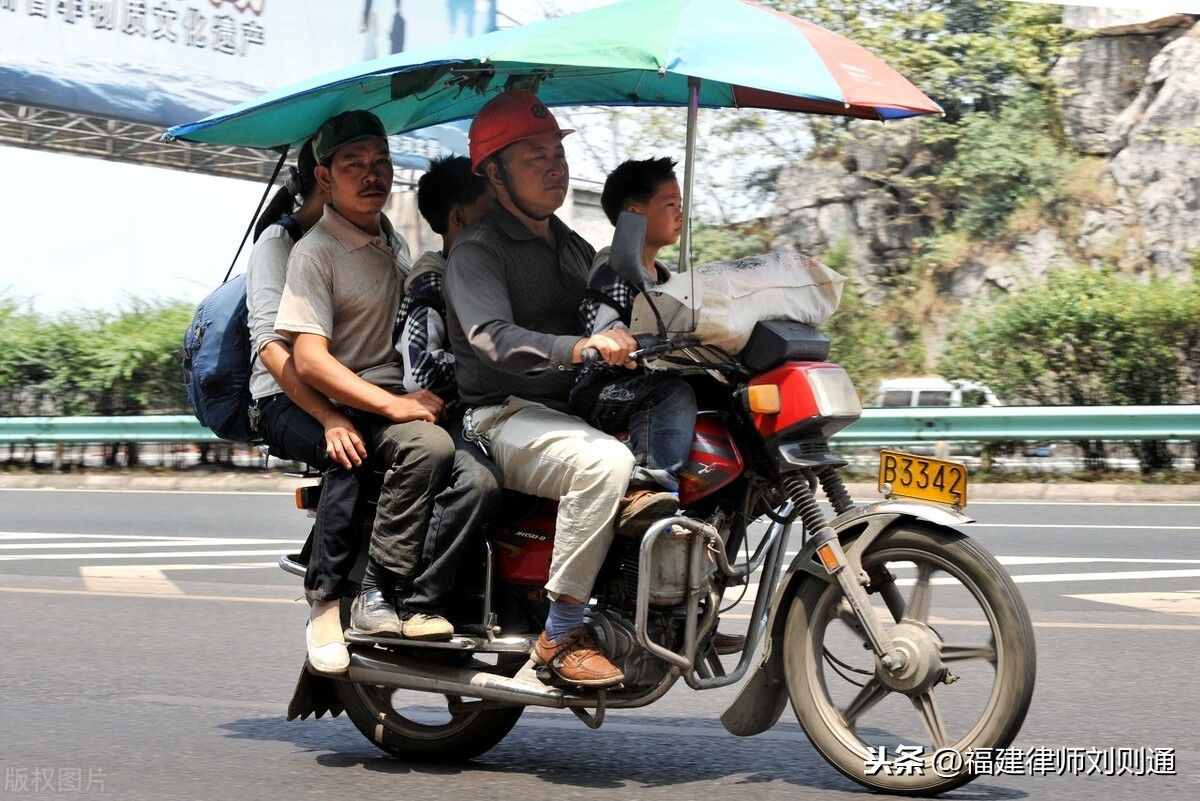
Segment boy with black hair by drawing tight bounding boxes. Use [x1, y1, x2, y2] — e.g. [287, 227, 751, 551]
[573, 158, 745, 655]
[571, 157, 697, 510]
[396, 155, 494, 397]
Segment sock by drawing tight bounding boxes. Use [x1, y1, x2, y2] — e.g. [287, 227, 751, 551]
[360, 557, 390, 596]
[545, 599, 586, 642]
[309, 599, 344, 646]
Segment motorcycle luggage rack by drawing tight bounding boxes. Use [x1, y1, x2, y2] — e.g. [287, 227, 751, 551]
[279, 554, 305, 579]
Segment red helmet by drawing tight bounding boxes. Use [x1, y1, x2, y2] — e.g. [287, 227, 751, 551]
[468, 91, 574, 174]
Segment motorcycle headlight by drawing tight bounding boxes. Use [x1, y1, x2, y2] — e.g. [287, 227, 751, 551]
[807, 367, 862, 417]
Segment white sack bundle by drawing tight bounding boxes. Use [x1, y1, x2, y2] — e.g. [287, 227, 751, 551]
[630, 250, 846, 354]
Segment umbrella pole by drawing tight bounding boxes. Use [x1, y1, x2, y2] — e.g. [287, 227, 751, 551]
[679, 76, 700, 276]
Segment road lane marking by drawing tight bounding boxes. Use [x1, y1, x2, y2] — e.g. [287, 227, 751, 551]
[967, 524, 1200, 531]
[963, 501, 1200, 507]
[776, 554, 1200, 566]
[0, 532, 240, 541]
[0, 586, 302, 604]
[1066, 591, 1200, 617]
[940, 568, 1200, 585]
[2, 585, 1198, 632]
[77, 563, 282, 593]
[726, 567, 1200, 604]
[80, 566, 183, 595]
[718, 610, 1200, 631]
[0, 549, 295, 561]
[0, 488, 295, 496]
[0, 538, 305, 550]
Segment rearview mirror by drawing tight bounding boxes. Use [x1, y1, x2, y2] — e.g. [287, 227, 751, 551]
[609, 211, 648, 289]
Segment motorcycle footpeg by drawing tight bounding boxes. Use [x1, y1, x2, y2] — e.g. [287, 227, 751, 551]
[534, 665, 562, 685]
[533, 664, 625, 692]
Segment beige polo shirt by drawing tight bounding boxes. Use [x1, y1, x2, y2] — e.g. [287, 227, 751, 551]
[275, 205, 411, 392]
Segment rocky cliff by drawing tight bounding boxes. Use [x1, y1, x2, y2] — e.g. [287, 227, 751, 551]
[773, 12, 1200, 299]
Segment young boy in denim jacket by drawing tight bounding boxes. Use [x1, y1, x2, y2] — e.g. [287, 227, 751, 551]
[570, 158, 698, 525]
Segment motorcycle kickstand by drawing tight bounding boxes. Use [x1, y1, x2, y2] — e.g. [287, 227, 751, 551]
[570, 690, 606, 730]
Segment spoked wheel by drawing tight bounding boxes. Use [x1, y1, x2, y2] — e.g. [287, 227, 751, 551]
[783, 524, 1036, 795]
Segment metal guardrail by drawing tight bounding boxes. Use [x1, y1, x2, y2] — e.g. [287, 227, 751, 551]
[0, 406, 1198, 445]
[832, 405, 1200, 444]
[0, 415, 219, 444]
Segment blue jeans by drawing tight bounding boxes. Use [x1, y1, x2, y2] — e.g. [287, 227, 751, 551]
[577, 373, 697, 494]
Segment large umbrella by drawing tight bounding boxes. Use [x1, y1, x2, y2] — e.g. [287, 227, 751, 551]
[166, 0, 942, 269]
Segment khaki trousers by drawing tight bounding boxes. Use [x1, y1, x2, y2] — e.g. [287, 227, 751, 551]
[470, 397, 635, 600]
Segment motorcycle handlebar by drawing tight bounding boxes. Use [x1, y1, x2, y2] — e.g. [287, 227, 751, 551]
[580, 347, 603, 365]
[579, 334, 701, 367]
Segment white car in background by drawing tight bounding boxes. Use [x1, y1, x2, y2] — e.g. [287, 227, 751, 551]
[874, 376, 1001, 409]
[872, 378, 1055, 458]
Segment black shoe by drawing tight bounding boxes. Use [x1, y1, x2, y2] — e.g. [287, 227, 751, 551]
[350, 589, 403, 636]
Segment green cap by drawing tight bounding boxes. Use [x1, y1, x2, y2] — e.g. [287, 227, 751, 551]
[313, 110, 388, 163]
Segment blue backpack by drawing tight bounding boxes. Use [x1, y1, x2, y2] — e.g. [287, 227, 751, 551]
[182, 215, 302, 442]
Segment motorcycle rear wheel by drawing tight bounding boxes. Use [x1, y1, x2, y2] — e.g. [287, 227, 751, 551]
[334, 598, 525, 761]
[783, 523, 1036, 795]
[336, 671, 525, 761]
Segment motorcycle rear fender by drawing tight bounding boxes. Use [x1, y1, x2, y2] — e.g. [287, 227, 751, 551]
[719, 500, 974, 737]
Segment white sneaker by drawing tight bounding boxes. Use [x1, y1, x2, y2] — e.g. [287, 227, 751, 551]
[305, 620, 350, 673]
[401, 612, 454, 641]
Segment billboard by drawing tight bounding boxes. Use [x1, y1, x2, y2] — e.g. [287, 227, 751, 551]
[0, 0, 498, 130]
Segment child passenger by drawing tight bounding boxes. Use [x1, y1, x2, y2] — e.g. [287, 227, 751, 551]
[395, 155, 494, 399]
[570, 157, 698, 528]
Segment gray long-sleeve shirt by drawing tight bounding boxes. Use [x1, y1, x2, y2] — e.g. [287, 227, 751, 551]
[444, 206, 595, 411]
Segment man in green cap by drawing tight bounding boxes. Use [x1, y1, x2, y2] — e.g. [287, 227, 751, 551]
[276, 110, 501, 646]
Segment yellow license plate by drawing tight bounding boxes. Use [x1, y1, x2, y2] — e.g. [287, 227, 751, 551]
[878, 450, 968, 509]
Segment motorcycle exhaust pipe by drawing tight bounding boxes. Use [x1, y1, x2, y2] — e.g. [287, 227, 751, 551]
[347, 649, 569, 709]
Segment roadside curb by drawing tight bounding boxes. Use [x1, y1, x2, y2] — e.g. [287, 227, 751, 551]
[2, 473, 1198, 501]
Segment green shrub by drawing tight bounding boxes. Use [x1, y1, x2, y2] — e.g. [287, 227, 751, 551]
[0, 297, 192, 416]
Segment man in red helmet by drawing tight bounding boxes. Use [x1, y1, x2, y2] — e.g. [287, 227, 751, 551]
[444, 91, 678, 688]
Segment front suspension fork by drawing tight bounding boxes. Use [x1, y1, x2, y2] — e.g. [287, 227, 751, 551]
[790, 471, 895, 661]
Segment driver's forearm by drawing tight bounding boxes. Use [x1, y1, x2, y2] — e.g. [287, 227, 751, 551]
[259, 341, 344, 427]
[292, 343, 396, 418]
[470, 319, 581, 375]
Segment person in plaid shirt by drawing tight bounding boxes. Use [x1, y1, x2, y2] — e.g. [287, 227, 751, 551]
[570, 157, 698, 498]
[395, 156, 494, 400]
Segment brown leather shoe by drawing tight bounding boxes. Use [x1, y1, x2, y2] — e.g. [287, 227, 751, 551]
[532, 629, 624, 688]
[617, 489, 678, 537]
[713, 630, 746, 655]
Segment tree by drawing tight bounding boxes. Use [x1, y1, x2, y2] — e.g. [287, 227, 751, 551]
[822, 243, 916, 398]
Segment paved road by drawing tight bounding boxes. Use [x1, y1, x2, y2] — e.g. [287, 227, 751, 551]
[1, 488, 1197, 800]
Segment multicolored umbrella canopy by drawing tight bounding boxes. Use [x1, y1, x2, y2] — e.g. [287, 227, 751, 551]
[165, 0, 942, 149]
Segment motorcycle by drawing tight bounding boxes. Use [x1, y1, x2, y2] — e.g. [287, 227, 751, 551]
[278, 225, 1035, 794]
[167, 3, 1035, 791]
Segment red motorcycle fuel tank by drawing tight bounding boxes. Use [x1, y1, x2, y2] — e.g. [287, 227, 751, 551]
[679, 413, 745, 506]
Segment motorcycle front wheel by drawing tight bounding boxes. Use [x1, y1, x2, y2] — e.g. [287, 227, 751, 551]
[783, 523, 1036, 795]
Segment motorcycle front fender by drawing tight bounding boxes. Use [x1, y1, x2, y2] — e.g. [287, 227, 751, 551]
[719, 500, 974, 738]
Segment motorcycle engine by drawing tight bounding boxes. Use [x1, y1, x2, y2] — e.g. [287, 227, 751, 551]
[600, 512, 728, 609]
[586, 607, 674, 689]
[588, 512, 731, 689]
